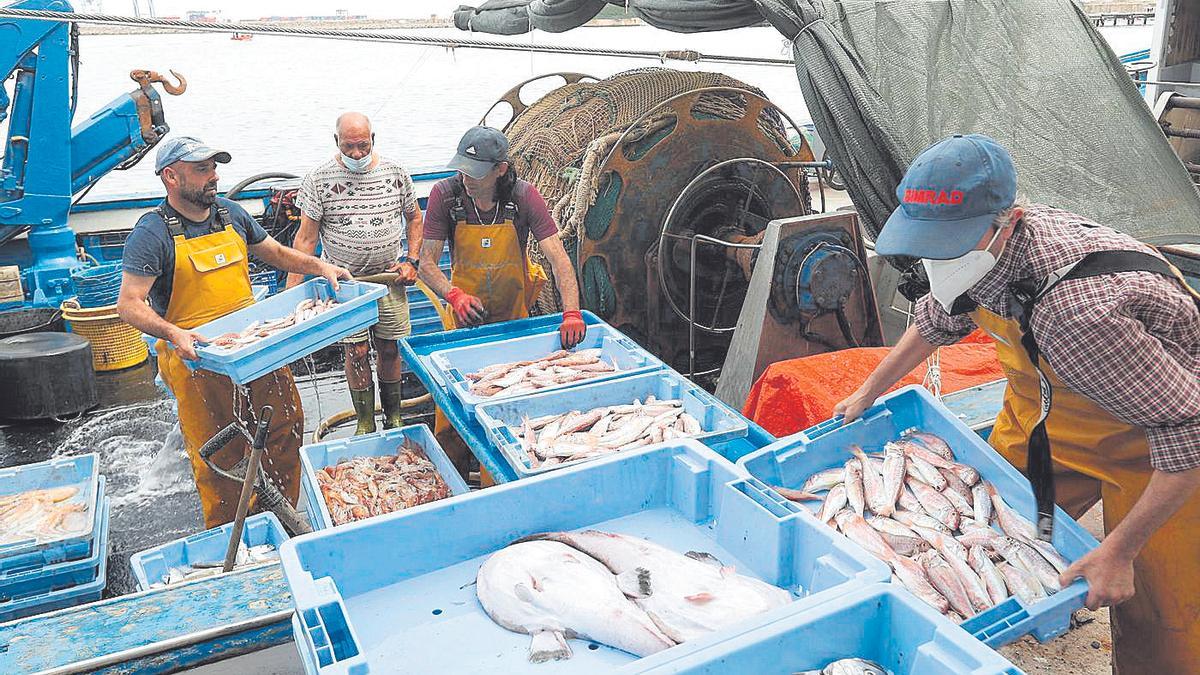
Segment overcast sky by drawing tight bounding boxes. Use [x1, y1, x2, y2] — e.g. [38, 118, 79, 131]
[96, 1, 461, 20]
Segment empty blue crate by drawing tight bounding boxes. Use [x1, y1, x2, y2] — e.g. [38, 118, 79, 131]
[0, 477, 107, 601]
[299, 424, 470, 532]
[279, 439, 889, 674]
[633, 584, 1022, 675]
[737, 385, 1100, 648]
[475, 370, 749, 477]
[0, 453, 102, 569]
[0, 496, 109, 623]
[426, 319, 666, 413]
[189, 278, 387, 384]
[130, 511, 290, 591]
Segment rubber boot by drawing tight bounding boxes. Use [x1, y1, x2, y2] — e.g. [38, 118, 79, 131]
[349, 385, 377, 436]
[379, 380, 404, 430]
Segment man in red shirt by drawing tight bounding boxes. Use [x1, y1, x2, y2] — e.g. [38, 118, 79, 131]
[418, 126, 584, 476]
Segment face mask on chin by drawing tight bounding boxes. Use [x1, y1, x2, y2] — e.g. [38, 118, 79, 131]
[922, 225, 1006, 312]
[340, 152, 372, 173]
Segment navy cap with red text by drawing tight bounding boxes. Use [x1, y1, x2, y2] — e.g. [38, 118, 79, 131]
[875, 134, 1017, 260]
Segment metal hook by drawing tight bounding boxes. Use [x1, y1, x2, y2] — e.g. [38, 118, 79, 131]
[129, 68, 188, 96]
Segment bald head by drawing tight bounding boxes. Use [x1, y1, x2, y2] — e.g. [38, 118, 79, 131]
[335, 111, 372, 138]
[334, 111, 375, 166]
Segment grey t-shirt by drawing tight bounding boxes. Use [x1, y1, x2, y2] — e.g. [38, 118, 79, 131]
[122, 198, 268, 316]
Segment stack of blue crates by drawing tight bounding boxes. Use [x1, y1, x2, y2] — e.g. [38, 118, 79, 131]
[0, 454, 110, 623]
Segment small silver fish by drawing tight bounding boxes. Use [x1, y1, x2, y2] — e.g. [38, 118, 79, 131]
[844, 460, 866, 516]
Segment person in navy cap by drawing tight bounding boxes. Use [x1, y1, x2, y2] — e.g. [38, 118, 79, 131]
[835, 134, 1200, 672]
[117, 135, 351, 528]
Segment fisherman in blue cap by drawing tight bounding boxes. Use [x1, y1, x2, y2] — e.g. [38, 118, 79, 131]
[117, 136, 352, 528]
[835, 134, 1200, 672]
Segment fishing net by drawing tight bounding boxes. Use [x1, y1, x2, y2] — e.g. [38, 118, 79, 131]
[507, 67, 794, 313]
[458, 0, 1200, 250]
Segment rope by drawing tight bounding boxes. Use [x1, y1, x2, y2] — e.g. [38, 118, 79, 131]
[923, 347, 943, 399]
[0, 7, 797, 68]
[70, 262, 122, 308]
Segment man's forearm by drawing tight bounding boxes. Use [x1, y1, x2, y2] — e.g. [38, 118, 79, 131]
[548, 251, 580, 312]
[1104, 466, 1200, 559]
[118, 298, 179, 342]
[418, 239, 452, 297]
[860, 324, 939, 396]
[256, 239, 326, 276]
[406, 210, 424, 262]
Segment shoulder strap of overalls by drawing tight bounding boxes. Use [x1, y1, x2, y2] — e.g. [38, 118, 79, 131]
[1008, 248, 1185, 542]
[449, 177, 469, 225]
[155, 203, 186, 238]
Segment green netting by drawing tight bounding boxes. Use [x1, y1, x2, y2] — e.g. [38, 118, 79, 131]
[581, 255, 617, 319]
[583, 172, 622, 241]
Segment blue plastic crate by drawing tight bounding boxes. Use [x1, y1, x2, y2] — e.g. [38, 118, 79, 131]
[0, 477, 107, 601]
[737, 385, 1100, 648]
[475, 370, 749, 477]
[279, 440, 890, 674]
[299, 424, 470, 532]
[189, 278, 387, 384]
[129, 512, 290, 592]
[632, 584, 1022, 674]
[425, 319, 667, 413]
[0, 453, 102, 567]
[0, 497, 109, 623]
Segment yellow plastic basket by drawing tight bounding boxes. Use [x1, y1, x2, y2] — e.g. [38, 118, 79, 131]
[61, 300, 149, 372]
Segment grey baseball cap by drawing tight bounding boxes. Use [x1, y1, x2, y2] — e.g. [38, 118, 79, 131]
[154, 136, 231, 175]
[447, 126, 508, 179]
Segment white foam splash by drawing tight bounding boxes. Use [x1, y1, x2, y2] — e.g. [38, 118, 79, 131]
[55, 400, 193, 507]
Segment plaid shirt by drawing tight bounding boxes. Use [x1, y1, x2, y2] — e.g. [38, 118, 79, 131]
[915, 204, 1200, 472]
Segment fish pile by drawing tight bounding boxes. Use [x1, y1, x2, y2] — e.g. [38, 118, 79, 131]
[316, 441, 452, 526]
[0, 485, 91, 546]
[149, 542, 279, 589]
[515, 396, 704, 469]
[466, 349, 618, 398]
[777, 430, 1070, 621]
[798, 658, 889, 675]
[476, 530, 792, 662]
[210, 296, 338, 351]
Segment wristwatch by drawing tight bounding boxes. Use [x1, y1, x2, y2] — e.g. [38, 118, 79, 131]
[397, 255, 420, 267]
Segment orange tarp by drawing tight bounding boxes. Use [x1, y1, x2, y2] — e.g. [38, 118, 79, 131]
[743, 330, 1005, 437]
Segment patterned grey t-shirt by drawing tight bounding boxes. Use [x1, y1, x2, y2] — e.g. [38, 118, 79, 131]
[296, 156, 418, 275]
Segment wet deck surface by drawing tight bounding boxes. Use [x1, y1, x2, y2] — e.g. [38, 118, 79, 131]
[0, 347, 433, 597]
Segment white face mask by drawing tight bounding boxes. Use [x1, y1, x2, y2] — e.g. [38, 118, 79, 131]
[922, 226, 1006, 312]
[340, 152, 372, 173]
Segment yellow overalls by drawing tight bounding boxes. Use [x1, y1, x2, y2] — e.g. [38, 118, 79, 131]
[153, 205, 304, 528]
[975, 273, 1200, 673]
[433, 192, 545, 484]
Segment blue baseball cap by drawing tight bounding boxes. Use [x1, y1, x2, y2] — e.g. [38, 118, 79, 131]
[447, 126, 509, 179]
[154, 136, 231, 175]
[875, 134, 1017, 260]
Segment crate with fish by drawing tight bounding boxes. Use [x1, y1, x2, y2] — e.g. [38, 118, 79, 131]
[0, 477, 108, 601]
[299, 424, 470, 531]
[0, 495, 109, 623]
[279, 439, 890, 674]
[737, 385, 1099, 648]
[634, 584, 1022, 675]
[0, 453, 103, 569]
[476, 370, 749, 477]
[425, 318, 667, 413]
[188, 278, 387, 384]
[129, 511, 288, 591]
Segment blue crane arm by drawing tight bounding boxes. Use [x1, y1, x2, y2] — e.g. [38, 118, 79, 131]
[0, 0, 182, 307]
